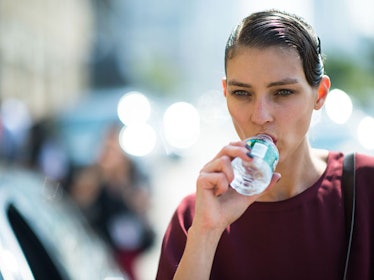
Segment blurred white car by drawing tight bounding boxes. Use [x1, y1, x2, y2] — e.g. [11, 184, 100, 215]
[0, 165, 128, 280]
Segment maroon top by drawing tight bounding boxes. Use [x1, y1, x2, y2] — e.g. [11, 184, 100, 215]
[156, 152, 374, 279]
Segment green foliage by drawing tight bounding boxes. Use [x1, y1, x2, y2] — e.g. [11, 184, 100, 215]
[132, 54, 182, 97]
[324, 48, 374, 107]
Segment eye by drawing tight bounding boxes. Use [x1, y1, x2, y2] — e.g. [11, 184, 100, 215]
[275, 89, 294, 96]
[231, 90, 251, 97]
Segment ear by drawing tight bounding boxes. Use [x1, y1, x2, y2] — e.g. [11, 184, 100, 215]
[314, 75, 331, 110]
[222, 77, 227, 97]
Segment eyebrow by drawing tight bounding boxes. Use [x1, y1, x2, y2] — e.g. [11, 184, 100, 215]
[227, 78, 300, 88]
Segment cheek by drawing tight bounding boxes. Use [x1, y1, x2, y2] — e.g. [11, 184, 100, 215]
[227, 102, 251, 124]
[276, 106, 313, 158]
[283, 104, 313, 137]
[227, 99, 250, 119]
[227, 102, 249, 138]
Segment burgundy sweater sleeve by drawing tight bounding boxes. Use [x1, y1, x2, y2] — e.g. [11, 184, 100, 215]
[156, 194, 195, 280]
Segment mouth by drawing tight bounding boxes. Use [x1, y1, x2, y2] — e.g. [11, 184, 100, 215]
[258, 133, 277, 145]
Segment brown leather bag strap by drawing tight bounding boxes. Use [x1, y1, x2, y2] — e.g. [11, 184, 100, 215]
[342, 153, 356, 280]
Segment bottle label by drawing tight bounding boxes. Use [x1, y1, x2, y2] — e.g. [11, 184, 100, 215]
[246, 138, 278, 171]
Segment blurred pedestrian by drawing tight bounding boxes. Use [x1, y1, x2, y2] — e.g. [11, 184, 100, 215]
[0, 117, 17, 162]
[25, 118, 69, 183]
[69, 124, 155, 280]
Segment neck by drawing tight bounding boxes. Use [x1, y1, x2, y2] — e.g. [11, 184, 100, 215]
[258, 143, 328, 202]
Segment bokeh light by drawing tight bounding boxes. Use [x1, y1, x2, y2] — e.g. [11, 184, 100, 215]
[163, 102, 200, 149]
[119, 124, 157, 157]
[1, 98, 31, 133]
[0, 250, 19, 278]
[117, 91, 151, 126]
[325, 89, 353, 124]
[357, 116, 374, 150]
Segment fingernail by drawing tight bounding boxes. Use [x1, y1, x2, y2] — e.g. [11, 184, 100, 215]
[246, 152, 254, 158]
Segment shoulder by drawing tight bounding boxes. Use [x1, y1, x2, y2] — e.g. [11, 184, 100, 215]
[324, 151, 374, 179]
[157, 194, 196, 279]
[166, 193, 196, 232]
[355, 152, 374, 168]
[324, 150, 343, 174]
[180, 193, 196, 206]
[326, 151, 374, 169]
[354, 153, 374, 182]
[341, 152, 374, 197]
[175, 193, 196, 219]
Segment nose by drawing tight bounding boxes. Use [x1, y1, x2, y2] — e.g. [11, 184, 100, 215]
[250, 97, 273, 125]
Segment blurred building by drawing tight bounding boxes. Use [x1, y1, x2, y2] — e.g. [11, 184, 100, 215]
[1, 0, 373, 120]
[80, 0, 374, 106]
[0, 0, 94, 120]
[313, 0, 374, 53]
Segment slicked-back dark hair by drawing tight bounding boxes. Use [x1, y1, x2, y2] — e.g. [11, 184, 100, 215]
[225, 10, 324, 87]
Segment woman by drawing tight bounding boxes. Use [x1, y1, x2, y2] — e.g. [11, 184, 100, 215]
[69, 125, 155, 280]
[156, 10, 374, 279]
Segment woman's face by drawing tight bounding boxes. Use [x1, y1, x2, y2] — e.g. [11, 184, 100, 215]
[223, 46, 328, 161]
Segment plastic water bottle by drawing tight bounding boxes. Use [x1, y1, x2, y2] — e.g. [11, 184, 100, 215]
[231, 134, 279, 196]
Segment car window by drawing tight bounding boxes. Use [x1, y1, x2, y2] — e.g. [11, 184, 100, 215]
[1, 167, 126, 280]
[7, 204, 66, 280]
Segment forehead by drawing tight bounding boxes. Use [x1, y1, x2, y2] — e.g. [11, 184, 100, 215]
[226, 46, 305, 83]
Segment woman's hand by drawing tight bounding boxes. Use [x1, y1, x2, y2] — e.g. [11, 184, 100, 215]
[173, 141, 280, 280]
[193, 140, 281, 234]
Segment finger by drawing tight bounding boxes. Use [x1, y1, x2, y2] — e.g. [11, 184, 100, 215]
[261, 172, 282, 194]
[272, 172, 282, 184]
[213, 142, 249, 162]
[198, 169, 231, 193]
[228, 140, 246, 147]
[202, 154, 234, 177]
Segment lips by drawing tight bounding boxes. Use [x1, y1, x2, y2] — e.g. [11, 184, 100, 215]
[257, 133, 277, 144]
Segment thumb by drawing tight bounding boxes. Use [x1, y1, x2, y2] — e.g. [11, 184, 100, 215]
[272, 172, 282, 184]
[264, 172, 282, 192]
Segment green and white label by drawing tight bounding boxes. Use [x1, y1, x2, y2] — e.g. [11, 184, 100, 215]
[246, 138, 279, 171]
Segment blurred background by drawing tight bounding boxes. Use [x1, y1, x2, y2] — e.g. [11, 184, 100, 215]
[0, 0, 374, 279]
